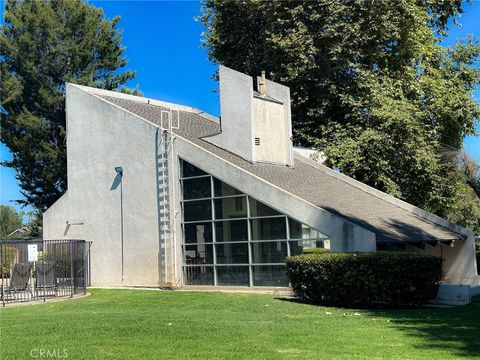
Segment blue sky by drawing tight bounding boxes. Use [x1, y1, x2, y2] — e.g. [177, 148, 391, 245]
[1, 0, 479, 215]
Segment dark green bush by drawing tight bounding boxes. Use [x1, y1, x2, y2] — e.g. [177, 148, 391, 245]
[286, 252, 443, 308]
[303, 248, 330, 254]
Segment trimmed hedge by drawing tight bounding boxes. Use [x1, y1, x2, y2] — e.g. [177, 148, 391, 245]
[303, 248, 330, 254]
[286, 252, 443, 308]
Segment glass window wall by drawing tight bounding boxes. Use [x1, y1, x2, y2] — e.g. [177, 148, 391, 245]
[180, 159, 330, 287]
[214, 196, 247, 219]
[183, 177, 211, 200]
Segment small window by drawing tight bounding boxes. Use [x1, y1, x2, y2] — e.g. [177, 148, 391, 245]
[254, 137, 261, 146]
[181, 159, 208, 178]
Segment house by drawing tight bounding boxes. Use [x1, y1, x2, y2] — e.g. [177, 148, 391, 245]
[43, 66, 479, 295]
[7, 225, 30, 238]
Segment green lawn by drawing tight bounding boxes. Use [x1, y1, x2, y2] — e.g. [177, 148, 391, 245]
[1, 289, 479, 360]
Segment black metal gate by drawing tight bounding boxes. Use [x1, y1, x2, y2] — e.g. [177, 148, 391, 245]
[0, 239, 91, 306]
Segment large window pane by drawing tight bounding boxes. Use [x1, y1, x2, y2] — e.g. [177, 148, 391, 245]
[249, 198, 281, 217]
[183, 200, 212, 222]
[214, 178, 243, 197]
[216, 266, 249, 286]
[289, 240, 326, 256]
[250, 217, 286, 240]
[184, 244, 213, 264]
[181, 160, 207, 178]
[180, 159, 336, 287]
[183, 177, 211, 200]
[251, 241, 288, 264]
[252, 266, 288, 287]
[215, 220, 248, 242]
[214, 196, 247, 219]
[184, 223, 212, 244]
[289, 219, 328, 240]
[216, 243, 249, 264]
[184, 266, 214, 285]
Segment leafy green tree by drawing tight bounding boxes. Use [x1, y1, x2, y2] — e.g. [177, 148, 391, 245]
[1, 0, 136, 211]
[460, 152, 480, 197]
[24, 210, 43, 238]
[201, 0, 480, 229]
[446, 153, 480, 234]
[445, 176, 480, 234]
[0, 205, 23, 237]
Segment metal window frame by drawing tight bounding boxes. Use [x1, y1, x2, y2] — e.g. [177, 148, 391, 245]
[179, 159, 328, 288]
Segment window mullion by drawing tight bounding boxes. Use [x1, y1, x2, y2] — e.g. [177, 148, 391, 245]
[247, 196, 253, 287]
[210, 176, 217, 287]
[286, 216, 291, 257]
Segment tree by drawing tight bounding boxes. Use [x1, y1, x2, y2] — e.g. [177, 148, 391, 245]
[445, 152, 480, 234]
[24, 211, 43, 238]
[460, 152, 480, 197]
[445, 176, 480, 234]
[201, 0, 480, 229]
[1, 0, 136, 211]
[0, 205, 23, 237]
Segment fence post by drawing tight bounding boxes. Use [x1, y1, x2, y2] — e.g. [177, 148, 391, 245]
[43, 239, 46, 302]
[83, 242, 87, 295]
[1, 243, 4, 307]
[88, 242, 91, 288]
[70, 242, 74, 298]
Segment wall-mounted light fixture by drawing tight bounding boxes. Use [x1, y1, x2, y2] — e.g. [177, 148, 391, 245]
[66, 221, 84, 226]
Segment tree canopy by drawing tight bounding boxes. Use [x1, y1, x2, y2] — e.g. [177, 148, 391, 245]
[0, 205, 23, 237]
[201, 0, 480, 232]
[1, 0, 136, 211]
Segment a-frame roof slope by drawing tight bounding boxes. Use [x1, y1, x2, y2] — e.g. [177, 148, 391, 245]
[97, 93, 464, 244]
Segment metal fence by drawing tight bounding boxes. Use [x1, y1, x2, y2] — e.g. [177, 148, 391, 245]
[0, 239, 91, 306]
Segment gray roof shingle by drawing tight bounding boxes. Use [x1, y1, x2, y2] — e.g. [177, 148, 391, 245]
[99, 95, 464, 243]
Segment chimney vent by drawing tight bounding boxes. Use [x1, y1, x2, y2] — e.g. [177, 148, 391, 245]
[259, 71, 267, 95]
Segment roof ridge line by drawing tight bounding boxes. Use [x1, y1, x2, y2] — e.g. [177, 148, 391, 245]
[80, 89, 164, 131]
[67, 83, 220, 125]
[294, 153, 469, 237]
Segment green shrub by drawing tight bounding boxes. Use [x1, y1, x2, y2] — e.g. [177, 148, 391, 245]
[0, 246, 17, 277]
[286, 252, 443, 308]
[303, 248, 330, 254]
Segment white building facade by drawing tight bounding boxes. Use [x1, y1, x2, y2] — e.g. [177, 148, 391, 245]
[44, 66, 479, 292]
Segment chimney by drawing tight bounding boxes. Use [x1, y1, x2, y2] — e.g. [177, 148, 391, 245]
[258, 71, 267, 95]
[206, 66, 293, 166]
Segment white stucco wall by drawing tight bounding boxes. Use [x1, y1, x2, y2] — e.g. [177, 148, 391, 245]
[44, 84, 163, 286]
[253, 98, 289, 164]
[405, 235, 479, 286]
[207, 66, 255, 162]
[256, 77, 294, 166]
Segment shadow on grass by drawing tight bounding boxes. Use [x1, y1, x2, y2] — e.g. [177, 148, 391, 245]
[278, 296, 480, 358]
[367, 299, 480, 358]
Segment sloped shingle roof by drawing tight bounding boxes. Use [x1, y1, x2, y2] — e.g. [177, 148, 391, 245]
[99, 95, 464, 244]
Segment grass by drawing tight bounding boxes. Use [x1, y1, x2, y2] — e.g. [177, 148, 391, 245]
[0, 289, 479, 360]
